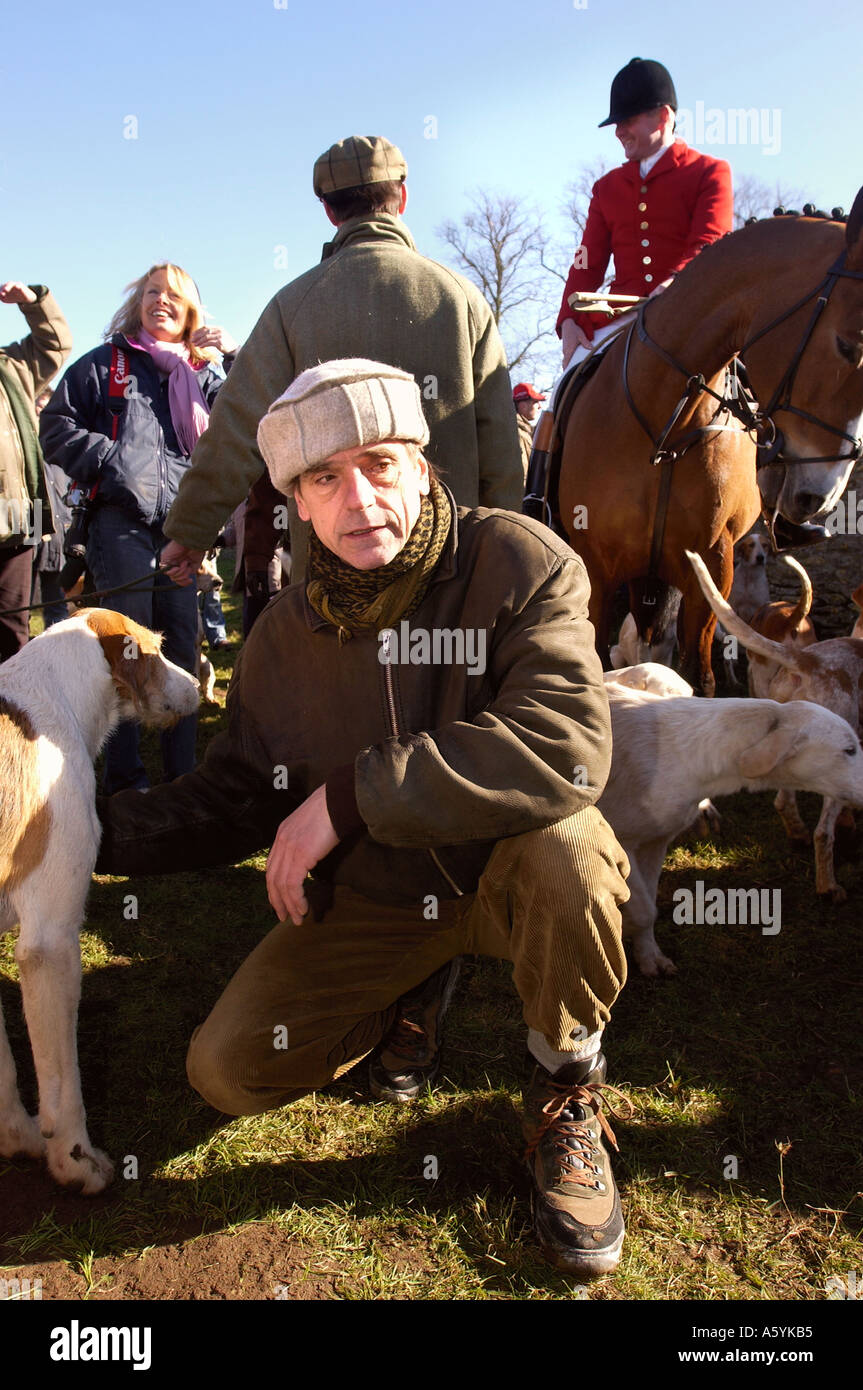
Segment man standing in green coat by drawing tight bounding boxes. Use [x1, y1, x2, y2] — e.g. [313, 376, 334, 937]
[0, 281, 72, 659]
[160, 135, 522, 587]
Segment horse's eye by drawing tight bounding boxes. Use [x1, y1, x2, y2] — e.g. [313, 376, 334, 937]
[837, 335, 863, 367]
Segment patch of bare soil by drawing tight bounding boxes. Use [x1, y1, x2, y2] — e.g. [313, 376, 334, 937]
[3, 1222, 436, 1301]
[4, 1224, 344, 1300]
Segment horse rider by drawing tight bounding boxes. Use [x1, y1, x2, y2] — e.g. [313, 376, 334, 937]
[551, 58, 830, 548]
[523, 57, 733, 520]
[557, 57, 733, 373]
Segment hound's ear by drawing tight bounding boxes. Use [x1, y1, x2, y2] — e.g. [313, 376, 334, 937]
[83, 607, 162, 648]
[845, 186, 863, 268]
[84, 609, 163, 716]
[769, 669, 803, 701]
[738, 717, 800, 778]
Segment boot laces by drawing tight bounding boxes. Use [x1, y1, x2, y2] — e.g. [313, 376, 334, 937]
[525, 1079, 632, 1189]
[384, 1007, 430, 1065]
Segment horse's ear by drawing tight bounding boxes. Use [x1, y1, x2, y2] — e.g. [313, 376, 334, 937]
[845, 186, 863, 265]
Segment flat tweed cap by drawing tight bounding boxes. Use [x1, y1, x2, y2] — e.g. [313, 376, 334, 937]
[313, 135, 407, 197]
[257, 359, 430, 491]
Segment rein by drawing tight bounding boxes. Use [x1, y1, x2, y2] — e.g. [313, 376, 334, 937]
[624, 250, 863, 468]
[741, 252, 863, 465]
[621, 322, 755, 594]
[622, 319, 749, 467]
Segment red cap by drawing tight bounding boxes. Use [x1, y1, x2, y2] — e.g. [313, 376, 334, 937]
[513, 382, 546, 402]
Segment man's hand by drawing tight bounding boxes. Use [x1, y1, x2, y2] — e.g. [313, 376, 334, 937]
[266, 785, 340, 925]
[0, 282, 37, 305]
[191, 325, 238, 356]
[561, 318, 591, 368]
[161, 539, 205, 586]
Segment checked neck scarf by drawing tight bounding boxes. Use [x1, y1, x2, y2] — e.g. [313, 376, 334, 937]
[306, 476, 452, 643]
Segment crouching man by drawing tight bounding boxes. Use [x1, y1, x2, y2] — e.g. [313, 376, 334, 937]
[97, 359, 630, 1277]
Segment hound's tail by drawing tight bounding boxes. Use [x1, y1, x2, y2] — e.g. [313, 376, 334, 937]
[686, 550, 802, 672]
[780, 554, 813, 630]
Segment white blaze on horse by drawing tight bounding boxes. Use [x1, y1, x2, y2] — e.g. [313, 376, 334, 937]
[556, 187, 863, 694]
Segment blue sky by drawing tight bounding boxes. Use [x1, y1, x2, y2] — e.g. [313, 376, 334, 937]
[3, 0, 860, 381]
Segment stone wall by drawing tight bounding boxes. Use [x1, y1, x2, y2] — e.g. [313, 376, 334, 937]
[764, 458, 863, 638]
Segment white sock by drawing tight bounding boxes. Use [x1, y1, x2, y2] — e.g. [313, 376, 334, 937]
[527, 1027, 603, 1075]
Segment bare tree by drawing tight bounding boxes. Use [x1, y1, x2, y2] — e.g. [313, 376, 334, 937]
[563, 158, 614, 241]
[436, 190, 558, 377]
[733, 175, 807, 228]
[539, 158, 616, 292]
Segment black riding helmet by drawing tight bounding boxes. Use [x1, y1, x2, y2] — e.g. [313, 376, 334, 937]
[599, 58, 678, 127]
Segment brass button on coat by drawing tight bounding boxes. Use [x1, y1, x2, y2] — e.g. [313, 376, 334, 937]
[645, 273, 654, 283]
[643, 256, 652, 265]
[638, 201, 647, 212]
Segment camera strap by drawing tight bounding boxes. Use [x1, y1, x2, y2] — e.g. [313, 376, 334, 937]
[107, 342, 129, 440]
[64, 343, 130, 517]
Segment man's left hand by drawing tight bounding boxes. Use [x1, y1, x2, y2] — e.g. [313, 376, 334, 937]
[266, 785, 340, 925]
[0, 282, 37, 305]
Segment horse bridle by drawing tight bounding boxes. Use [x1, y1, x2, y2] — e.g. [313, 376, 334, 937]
[623, 249, 863, 469]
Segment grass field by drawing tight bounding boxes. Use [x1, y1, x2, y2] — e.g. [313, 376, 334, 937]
[1, 571, 861, 1301]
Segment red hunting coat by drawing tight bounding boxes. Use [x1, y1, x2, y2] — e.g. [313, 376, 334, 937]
[556, 140, 733, 338]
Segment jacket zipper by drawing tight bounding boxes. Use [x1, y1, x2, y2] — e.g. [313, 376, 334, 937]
[123, 345, 169, 522]
[379, 630, 464, 898]
[157, 379, 169, 520]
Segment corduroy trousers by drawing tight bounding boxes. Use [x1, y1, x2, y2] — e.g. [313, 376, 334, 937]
[186, 806, 630, 1116]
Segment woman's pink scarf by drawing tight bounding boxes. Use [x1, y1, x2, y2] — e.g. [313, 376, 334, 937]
[125, 328, 210, 457]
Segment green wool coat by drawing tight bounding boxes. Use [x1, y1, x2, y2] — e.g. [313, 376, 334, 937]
[164, 216, 523, 576]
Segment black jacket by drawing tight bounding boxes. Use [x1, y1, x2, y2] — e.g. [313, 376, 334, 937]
[39, 335, 223, 527]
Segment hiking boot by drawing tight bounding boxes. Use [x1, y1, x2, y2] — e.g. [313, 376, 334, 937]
[522, 1052, 630, 1277]
[369, 959, 460, 1103]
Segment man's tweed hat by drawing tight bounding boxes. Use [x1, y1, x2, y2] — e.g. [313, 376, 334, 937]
[257, 359, 430, 491]
[313, 135, 407, 198]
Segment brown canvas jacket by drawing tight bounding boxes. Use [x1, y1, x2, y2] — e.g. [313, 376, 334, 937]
[97, 501, 610, 904]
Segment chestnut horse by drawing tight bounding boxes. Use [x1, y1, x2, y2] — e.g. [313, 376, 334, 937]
[559, 188, 863, 693]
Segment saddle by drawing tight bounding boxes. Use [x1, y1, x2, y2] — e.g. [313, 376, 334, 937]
[523, 332, 623, 533]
